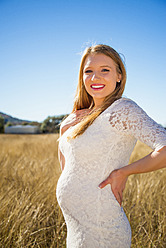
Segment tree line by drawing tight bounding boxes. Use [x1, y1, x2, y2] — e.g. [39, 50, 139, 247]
[0, 115, 67, 134]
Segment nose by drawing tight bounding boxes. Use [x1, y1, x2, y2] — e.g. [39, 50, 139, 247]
[91, 72, 100, 81]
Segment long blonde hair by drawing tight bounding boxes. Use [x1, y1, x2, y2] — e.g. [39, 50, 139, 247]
[67, 44, 127, 139]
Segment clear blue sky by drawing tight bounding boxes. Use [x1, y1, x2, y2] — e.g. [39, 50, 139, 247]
[0, 0, 166, 126]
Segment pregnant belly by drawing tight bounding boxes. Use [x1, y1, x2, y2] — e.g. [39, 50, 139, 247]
[56, 169, 96, 212]
[56, 169, 131, 246]
[56, 169, 123, 222]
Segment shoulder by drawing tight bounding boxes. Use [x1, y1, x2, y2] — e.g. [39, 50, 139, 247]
[120, 97, 147, 116]
[107, 97, 147, 126]
[108, 97, 144, 114]
[60, 113, 76, 136]
[114, 97, 139, 108]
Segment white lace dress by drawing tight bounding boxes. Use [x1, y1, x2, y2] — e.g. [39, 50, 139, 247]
[56, 97, 166, 248]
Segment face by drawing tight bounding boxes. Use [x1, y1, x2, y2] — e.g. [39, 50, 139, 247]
[83, 54, 121, 108]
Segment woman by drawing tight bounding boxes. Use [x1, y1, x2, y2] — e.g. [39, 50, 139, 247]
[56, 44, 166, 248]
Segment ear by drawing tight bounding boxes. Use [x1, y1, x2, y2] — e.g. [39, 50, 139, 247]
[117, 74, 122, 82]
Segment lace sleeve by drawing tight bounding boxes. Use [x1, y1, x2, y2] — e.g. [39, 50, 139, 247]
[109, 98, 166, 151]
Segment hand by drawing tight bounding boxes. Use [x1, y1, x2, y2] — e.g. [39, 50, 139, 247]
[98, 169, 128, 206]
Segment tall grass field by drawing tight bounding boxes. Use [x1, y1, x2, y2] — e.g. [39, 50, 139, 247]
[0, 134, 165, 247]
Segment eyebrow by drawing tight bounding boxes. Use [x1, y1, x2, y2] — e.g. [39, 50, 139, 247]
[100, 65, 112, 68]
[84, 65, 112, 69]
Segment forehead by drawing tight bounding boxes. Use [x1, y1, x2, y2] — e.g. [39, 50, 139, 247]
[84, 54, 116, 68]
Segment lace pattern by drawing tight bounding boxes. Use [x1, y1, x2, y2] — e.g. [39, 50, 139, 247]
[108, 98, 166, 151]
[56, 97, 166, 248]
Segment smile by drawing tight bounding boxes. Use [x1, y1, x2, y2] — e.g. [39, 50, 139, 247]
[91, 84, 105, 89]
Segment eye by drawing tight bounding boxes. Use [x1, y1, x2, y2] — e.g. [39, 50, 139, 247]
[101, 68, 110, 72]
[84, 69, 93, 73]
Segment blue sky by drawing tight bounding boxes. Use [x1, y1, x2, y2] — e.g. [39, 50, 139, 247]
[0, 0, 166, 126]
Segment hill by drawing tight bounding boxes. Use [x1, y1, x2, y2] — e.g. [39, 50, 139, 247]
[0, 112, 32, 125]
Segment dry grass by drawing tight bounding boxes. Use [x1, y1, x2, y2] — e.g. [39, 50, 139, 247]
[0, 134, 165, 247]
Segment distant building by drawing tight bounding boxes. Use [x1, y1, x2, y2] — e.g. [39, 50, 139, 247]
[5, 125, 39, 134]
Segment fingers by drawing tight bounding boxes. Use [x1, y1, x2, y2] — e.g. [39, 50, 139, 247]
[99, 181, 123, 206]
[112, 189, 122, 206]
[98, 182, 123, 206]
[99, 170, 118, 189]
[118, 192, 122, 206]
[98, 170, 125, 206]
[98, 177, 110, 189]
[118, 189, 123, 203]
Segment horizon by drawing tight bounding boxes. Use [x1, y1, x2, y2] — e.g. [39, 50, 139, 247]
[0, 110, 65, 121]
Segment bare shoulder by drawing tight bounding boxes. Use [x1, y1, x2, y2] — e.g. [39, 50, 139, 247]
[75, 108, 91, 117]
[60, 109, 91, 136]
[60, 113, 76, 136]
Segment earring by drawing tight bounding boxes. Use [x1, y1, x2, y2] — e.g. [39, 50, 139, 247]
[117, 80, 121, 83]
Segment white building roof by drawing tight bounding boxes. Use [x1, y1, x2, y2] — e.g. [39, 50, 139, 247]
[5, 125, 39, 134]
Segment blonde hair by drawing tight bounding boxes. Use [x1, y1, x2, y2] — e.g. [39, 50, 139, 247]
[67, 44, 127, 139]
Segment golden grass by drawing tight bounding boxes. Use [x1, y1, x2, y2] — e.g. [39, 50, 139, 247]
[0, 134, 165, 247]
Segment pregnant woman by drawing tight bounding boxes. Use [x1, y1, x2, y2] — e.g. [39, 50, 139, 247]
[56, 44, 166, 247]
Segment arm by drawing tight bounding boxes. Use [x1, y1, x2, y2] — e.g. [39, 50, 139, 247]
[58, 146, 65, 171]
[58, 124, 66, 171]
[120, 145, 166, 176]
[99, 146, 166, 206]
[99, 99, 166, 206]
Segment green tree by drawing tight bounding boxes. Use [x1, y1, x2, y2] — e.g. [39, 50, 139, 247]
[40, 115, 66, 133]
[31, 121, 41, 127]
[5, 121, 13, 127]
[22, 121, 29, 125]
[0, 116, 4, 133]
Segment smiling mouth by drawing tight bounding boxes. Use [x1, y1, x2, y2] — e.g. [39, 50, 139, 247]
[91, 84, 105, 89]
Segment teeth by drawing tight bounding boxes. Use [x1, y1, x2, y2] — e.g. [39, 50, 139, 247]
[91, 85, 104, 88]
